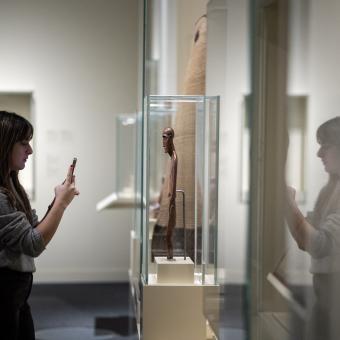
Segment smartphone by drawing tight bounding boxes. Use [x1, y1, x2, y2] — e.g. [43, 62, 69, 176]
[70, 157, 77, 176]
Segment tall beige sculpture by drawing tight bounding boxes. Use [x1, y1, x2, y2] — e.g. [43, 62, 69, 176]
[153, 15, 207, 261]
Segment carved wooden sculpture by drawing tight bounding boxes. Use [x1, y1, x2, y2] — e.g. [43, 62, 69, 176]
[162, 127, 178, 259]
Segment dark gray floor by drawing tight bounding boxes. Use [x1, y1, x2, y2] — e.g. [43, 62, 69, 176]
[219, 284, 246, 340]
[30, 283, 137, 340]
[30, 282, 246, 340]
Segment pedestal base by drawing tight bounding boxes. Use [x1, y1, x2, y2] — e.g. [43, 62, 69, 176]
[143, 283, 219, 340]
[155, 256, 194, 284]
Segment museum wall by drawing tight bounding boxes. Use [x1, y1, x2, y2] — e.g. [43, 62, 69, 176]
[0, 0, 139, 282]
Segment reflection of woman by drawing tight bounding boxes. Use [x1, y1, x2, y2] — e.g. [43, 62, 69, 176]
[0, 111, 79, 339]
[286, 117, 340, 340]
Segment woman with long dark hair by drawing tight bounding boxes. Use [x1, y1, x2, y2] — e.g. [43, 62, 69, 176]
[287, 116, 340, 340]
[0, 110, 79, 339]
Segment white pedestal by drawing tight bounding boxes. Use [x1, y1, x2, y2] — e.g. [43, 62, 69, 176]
[155, 256, 194, 284]
[143, 284, 212, 340]
[142, 282, 220, 340]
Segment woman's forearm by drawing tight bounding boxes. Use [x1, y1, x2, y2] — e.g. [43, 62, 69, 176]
[286, 200, 315, 250]
[36, 200, 66, 246]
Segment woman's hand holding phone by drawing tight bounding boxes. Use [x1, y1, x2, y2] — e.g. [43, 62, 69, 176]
[41, 158, 79, 222]
[54, 158, 79, 209]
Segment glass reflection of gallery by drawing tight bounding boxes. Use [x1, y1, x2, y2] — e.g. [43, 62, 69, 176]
[249, 1, 340, 340]
[124, 0, 340, 339]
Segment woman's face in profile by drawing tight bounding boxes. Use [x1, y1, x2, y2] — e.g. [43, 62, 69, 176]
[9, 140, 33, 171]
[317, 142, 340, 176]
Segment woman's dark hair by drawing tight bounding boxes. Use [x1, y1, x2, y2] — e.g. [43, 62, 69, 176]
[316, 116, 340, 146]
[0, 111, 33, 222]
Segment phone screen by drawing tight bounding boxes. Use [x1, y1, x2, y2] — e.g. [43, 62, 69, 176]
[71, 157, 77, 176]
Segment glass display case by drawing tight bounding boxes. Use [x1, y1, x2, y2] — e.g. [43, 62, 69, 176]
[141, 95, 219, 285]
[139, 2, 221, 339]
[138, 95, 220, 340]
[96, 114, 137, 211]
[115, 114, 137, 198]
